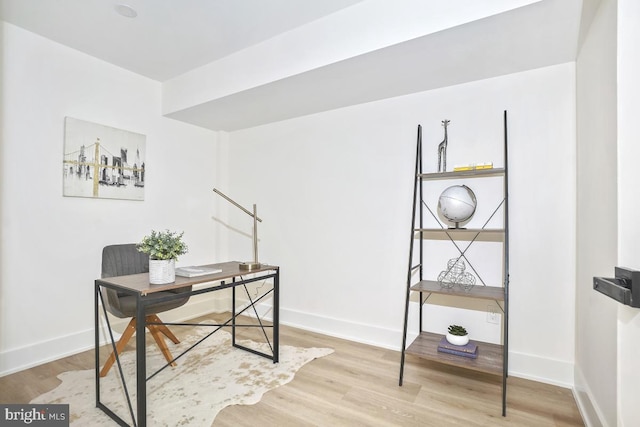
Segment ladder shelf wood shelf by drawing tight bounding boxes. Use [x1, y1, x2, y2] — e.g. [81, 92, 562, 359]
[411, 280, 504, 301]
[405, 332, 503, 376]
[398, 111, 510, 416]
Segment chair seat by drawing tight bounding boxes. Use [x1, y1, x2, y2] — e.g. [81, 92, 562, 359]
[116, 292, 191, 318]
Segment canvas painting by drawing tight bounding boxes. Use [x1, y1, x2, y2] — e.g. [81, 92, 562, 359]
[63, 117, 146, 200]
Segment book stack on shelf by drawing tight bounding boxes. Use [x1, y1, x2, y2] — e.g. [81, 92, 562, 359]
[437, 336, 478, 359]
[452, 162, 493, 172]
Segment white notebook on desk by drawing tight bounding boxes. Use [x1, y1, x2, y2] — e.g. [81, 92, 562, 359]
[175, 266, 222, 277]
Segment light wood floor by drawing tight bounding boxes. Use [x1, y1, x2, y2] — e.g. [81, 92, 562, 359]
[0, 314, 584, 426]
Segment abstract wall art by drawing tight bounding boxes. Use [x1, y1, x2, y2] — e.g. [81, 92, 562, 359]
[63, 117, 146, 200]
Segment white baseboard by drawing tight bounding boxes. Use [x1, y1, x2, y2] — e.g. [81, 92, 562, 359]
[0, 327, 97, 378]
[507, 350, 575, 389]
[0, 294, 228, 377]
[573, 366, 609, 427]
[280, 307, 411, 351]
[279, 307, 576, 389]
[1, 300, 579, 393]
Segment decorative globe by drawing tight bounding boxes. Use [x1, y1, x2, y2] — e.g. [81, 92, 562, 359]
[438, 185, 477, 224]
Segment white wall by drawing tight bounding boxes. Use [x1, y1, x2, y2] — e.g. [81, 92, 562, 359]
[616, 1, 640, 425]
[0, 22, 222, 375]
[226, 62, 577, 386]
[575, 0, 619, 425]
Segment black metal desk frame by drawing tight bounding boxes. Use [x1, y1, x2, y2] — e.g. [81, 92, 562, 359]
[94, 262, 279, 427]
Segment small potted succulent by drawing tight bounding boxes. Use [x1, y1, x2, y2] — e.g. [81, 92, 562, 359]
[137, 230, 188, 284]
[446, 324, 469, 346]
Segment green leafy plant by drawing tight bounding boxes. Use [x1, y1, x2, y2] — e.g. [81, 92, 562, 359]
[137, 229, 188, 260]
[447, 325, 468, 336]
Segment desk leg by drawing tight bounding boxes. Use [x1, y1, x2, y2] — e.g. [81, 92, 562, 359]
[274, 270, 279, 363]
[231, 278, 236, 346]
[94, 282, 100, 407]
[136, 295, 147, 427]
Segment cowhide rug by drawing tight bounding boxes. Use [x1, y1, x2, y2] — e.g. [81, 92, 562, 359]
[31, 323, 333, 426]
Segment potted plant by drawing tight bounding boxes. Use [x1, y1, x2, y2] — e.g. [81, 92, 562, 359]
[137, 229, 188, 284]
[446, 324, 469, 346]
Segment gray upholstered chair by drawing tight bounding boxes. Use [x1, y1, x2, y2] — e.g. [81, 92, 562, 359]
[99, 244, 192, 377]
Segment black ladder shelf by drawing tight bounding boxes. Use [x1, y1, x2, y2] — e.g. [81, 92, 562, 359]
[398, 111, 510, 416]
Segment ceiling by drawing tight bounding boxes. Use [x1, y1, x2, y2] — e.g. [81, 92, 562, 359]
[0, 0, 364, 81]
[0, 0, 601, 131]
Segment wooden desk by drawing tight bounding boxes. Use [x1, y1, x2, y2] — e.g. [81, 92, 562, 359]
[94, 261, 279, 427]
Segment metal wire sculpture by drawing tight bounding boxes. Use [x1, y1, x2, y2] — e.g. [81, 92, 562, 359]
[437, 257, 476, 291]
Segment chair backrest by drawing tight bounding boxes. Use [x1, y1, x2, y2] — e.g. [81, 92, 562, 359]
[102, 244, 148, 278]
[101, 244, 148, 318]
[100, 243, 191, 319]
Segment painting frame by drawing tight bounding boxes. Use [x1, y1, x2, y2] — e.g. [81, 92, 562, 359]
[63, 117, 146, 201]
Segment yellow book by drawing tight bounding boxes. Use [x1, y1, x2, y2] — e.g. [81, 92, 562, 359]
[453, 162, 493, 172]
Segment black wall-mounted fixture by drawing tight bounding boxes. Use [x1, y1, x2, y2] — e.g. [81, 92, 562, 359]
[593, 267, 640, 308]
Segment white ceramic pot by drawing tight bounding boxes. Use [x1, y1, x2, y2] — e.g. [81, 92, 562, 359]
[149, 259, 175, 284]
[446, 333, 469, 346]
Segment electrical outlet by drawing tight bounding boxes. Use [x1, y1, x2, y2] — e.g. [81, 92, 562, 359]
[487, 305, 500, 324]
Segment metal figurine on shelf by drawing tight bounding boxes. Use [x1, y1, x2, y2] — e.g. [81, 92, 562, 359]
[437, 119, 451, 172]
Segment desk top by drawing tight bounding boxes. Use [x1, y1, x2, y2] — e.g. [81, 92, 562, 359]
[96, 261, 278, 296]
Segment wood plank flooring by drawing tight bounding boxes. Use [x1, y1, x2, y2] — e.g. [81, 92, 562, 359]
[0, 314, 584, 426]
